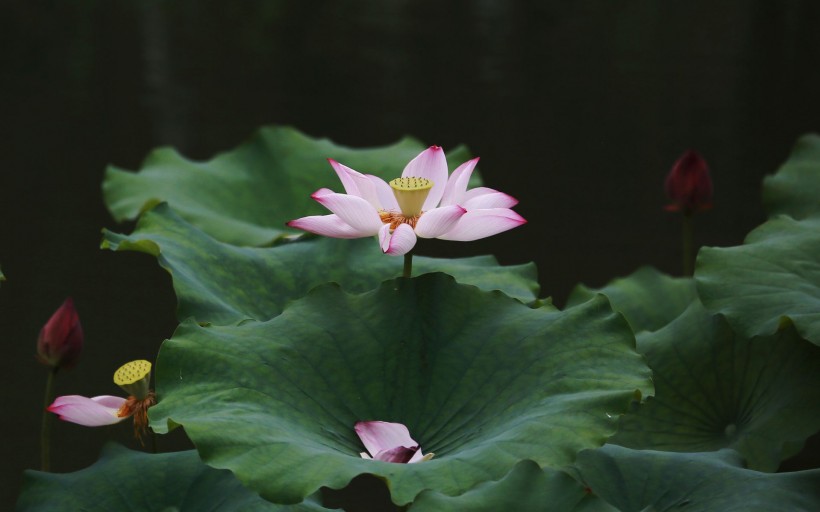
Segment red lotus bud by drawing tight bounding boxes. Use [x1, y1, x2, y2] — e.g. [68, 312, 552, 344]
[37, 298, 83, 370]
[664, 150, 713, 214]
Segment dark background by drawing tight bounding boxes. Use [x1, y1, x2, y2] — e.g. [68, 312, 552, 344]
[3, 1, 820, 508]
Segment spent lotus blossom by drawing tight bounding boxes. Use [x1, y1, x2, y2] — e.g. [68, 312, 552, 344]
[287, 146, 526, 256]
[355, 421, 433, 463]
[48, 360, 156, 442]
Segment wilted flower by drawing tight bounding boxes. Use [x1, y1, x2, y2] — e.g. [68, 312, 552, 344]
[287, 146, 526, 256]
[37, 298, 83, 370]
[48, 360, 156, 442]
[355, 421, 433, 463]
[664, 150, 713, 215]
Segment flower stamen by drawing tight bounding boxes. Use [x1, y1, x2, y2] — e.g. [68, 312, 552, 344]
[117, 391, 157, 445]
[379, 210, 421, 230]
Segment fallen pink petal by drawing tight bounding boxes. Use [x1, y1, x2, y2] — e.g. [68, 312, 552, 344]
[47, 395, 128, 427]
[355, 421, 433, 463]
[287, 146, 525, 256]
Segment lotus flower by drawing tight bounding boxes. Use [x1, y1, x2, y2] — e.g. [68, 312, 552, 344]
[355, 421, 433, 463]
[37, 297, 83, 370]
[48, 360, 156, 441]
[287, 146, 526, 256]
[664, 150, 713, 214]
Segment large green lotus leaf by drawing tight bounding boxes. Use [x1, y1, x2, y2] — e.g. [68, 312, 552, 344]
[611, 300, 820, 471]
[103, 125, 474, 246]
[149, 273, 653, 505]
[15, 443, 329, 511]
[409, 460, 615, 512]
[101, 204, 539, 324]
[696, 215, 820, 345]
[763, 133, 820, 220]
[566, 266, 696, 334]
[575, 445, 820, 512]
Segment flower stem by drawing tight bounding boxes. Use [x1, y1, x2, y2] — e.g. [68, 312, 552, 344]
[403, 252, 413, 278]
[40, 367, 58, 472]
[682, 213, 694, 276]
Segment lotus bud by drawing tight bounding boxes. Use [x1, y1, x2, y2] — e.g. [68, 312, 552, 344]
[37, 298, 83, 370]
[664, 150, 713, 215]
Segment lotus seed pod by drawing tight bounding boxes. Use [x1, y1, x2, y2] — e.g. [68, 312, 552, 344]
[114, 359, 152, 400]
[389, 177, 433, 217]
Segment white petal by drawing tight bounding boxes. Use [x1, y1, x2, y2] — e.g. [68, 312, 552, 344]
[440, 158, 479, 207]
[437, 208, 527, 241]
[414, 205, 466, 238]
[313, 192, 383, 234]
[287, 215, 372, 238]
[402, 146, 448, 211]
[379, 223, 417, 256]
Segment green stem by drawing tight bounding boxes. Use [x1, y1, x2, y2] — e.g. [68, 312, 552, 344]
[403, 252, 413, 278]
[682, 213, 694, 276]
[40, 367, 58, 472]
[150, 429, 158, 454]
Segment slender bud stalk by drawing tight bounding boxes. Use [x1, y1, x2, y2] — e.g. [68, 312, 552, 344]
[40, 367, 58, 471]
[682, 213, 694, 276]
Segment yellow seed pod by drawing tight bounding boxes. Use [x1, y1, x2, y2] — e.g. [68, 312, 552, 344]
[113, 359, 152, 399]
[389, 177, 433, 217]
[389, 176, 433, 192]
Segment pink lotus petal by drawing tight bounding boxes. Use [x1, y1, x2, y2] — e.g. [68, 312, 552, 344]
[462, 191, 519, 210]
[312, 192, 383, 235]
[286, 215, 372, 239]
[402, 146, 448, 211]
[414, 205, 467, 238]
[378, 224, 390, 252]
[379, 223, 417, 256]
[366, 174, 399, 211]
[462, 186, 502, 203]
[355, 421, 417, 456]
[438, 208, 527, 241]
[328, 160, 384, 209]
[440, 158, 479, 207]
[48, 395, 128, 427]
[328, 159, 361, 197]
[355, 421, 431, 463]
[373, 446, 419, 463]
[312, 187, 335, 198]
